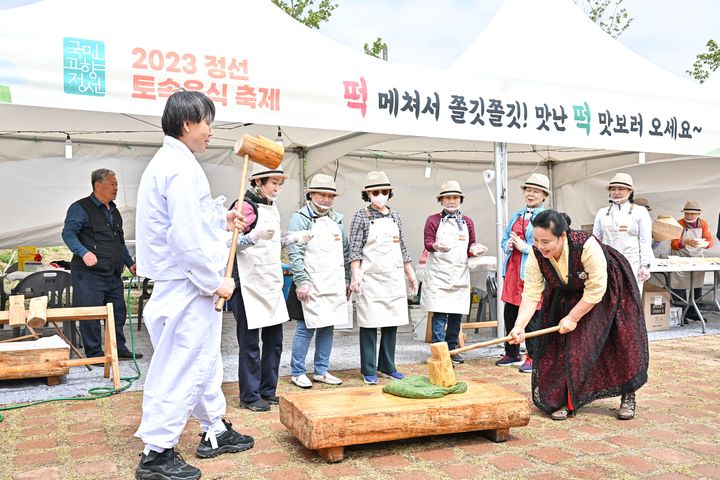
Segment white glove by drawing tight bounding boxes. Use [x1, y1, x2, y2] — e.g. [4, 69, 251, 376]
[638, 265, 651, 282]
[350, 270, 363, 295]
[249, 228, 275, 243]
[296, 283, 312, 302]
[432, 242, 451, 253]
[469, 243, 488, 256]
[514, 238, 530, 253]
[286, 230, 314, 245]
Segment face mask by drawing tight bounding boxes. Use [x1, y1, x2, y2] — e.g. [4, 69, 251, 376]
[312, 200, 330, 212]
[444, 207, 458, 213]
[370, 193, 388, 208]
[611, 195, 629, 205]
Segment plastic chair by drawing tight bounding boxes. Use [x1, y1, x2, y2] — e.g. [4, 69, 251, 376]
[10, 270, 76, 343]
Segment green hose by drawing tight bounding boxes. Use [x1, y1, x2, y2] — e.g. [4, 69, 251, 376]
[0, 277, 143, 422]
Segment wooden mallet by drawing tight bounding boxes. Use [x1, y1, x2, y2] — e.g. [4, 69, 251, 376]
[215, 134, 285, 311]
[427, 325, 561, 387]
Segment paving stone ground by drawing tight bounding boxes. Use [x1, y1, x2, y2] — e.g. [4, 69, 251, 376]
[1, 334, 719, 480]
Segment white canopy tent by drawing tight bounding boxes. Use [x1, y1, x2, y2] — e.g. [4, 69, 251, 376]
[1, 0, 718, 274]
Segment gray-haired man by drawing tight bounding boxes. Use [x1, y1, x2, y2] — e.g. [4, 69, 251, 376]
[62, 168, 141, 360]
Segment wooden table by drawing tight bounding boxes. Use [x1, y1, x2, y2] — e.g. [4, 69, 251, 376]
[650, 262, 720, 333]
[279, 380, 530, 462]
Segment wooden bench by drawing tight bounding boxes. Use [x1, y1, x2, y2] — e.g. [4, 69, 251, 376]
[279, 380, 530, 462]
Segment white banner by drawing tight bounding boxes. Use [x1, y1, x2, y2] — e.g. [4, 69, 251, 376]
[1, 0, 719, 156]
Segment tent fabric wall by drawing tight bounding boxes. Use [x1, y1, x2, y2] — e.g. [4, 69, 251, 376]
[0, 136, 302, 249]
[553, 154, 720, 257]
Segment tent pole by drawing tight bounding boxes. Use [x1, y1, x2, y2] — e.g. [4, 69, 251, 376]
[547, 160, 556, 209]
[493, 142, 508, 335]
[298, 148, 306, 209]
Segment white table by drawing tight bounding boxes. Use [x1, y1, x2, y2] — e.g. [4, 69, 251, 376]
[649, 263, 720, 333]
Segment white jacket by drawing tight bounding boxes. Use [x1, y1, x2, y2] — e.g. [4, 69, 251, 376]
[136, 136, 230, 295]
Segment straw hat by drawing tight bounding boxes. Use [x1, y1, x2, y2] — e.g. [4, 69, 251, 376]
[305, 174, 338, 195]
[520, 173, 551, 195]
[436, 180, 464, 200]
[249, 162, 289, 180]
[363, 170, 392, 191]
[634, 197, 651, 211]
[607, 172, 634, 191]
[681, 200, 702, 213]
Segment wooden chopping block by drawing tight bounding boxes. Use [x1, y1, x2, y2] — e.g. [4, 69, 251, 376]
[27, 296, 48, 329]
[280, 381, 531, 462]
[8, 295, 26, 327]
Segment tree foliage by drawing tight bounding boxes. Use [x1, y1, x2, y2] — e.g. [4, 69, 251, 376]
[575, 0, 633, 39]
[271, 0, 337, 29]
[687, 39, 719, 84]
[364, 37, 388, 60]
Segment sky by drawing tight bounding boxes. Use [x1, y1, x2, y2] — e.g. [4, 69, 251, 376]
[317, 0, 719, 82]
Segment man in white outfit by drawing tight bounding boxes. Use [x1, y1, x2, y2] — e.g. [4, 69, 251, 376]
[134, 90, 253, 480]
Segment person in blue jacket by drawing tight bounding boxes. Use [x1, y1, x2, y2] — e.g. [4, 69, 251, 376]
[496, 173, 549, 373]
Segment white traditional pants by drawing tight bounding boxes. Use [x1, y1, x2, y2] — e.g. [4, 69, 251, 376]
[135, 279, 226, 449]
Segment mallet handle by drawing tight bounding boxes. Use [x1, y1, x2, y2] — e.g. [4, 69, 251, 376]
[215, 154, 250, 311]
[448, 325, 561, 356]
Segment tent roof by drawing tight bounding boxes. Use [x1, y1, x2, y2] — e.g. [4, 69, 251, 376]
[449, 0, 698, 95]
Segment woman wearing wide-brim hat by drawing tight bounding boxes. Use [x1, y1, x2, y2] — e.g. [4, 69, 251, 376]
[349, 171, 418, 385]
[592, 172, 653, 293]
[669, 200, 714, 321]
[229, 163, 313, 412]
[421, 180, 485, 365]
[496, 173, 549, 373]
[286, 174, 351, 389]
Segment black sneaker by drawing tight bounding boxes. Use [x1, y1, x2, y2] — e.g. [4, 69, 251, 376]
[239, 398, 270, 412]
[196, 419, 254, 458]
[135, 448, 200, 480]
[450, 354, 465, 365]
[261, 395, 280, 405]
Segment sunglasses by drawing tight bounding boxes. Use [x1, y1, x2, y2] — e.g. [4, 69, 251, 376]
[369, 189, 390, 196]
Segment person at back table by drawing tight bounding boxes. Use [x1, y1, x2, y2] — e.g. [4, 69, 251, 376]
[62, 168, 142, 360]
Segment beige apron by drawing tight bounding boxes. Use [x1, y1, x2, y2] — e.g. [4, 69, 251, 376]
[420, 216, 470, 314]
[300, 215, 348, 328]
[235, 203, 289, 329]
[356, 215, 409, 328]
[670, 225, 705, 289]
[600, 203, 643, 291]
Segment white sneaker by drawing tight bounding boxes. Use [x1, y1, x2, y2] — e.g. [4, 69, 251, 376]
[312, 372, 343, 385]
[291, 374, 313, 389]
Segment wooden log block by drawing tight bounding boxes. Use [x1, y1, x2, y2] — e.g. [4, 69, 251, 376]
[0, 340, 70, 381]
[280, 381, 530, 462]
[428, 341, 457, 387]
[27, 296, 48, 329]
[8, 295, 25, 327]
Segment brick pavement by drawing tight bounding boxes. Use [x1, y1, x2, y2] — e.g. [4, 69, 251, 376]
[1, 334, 719, 480]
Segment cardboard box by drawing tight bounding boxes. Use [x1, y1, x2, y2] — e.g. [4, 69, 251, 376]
[17, 245, 38, 270]
[642, 284, 670, 332]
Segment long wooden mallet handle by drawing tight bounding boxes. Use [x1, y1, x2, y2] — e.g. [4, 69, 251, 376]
[448, 325, 561, 356]
[214, 134, 284, 312]
[215, 155, 250, 312]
